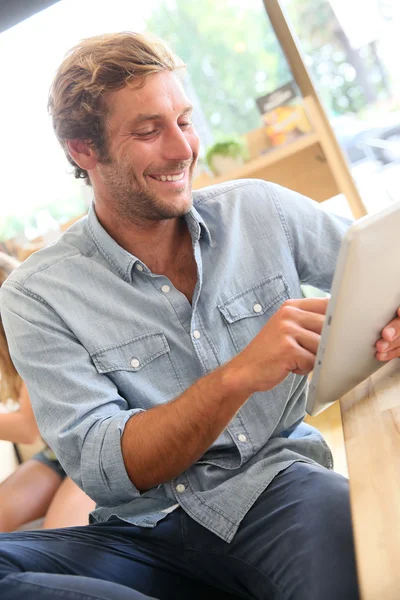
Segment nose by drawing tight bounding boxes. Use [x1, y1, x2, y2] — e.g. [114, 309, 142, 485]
[162, 123, 194, 162]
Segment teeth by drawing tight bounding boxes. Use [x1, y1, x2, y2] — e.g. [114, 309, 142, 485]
[153, 173, 184, 182]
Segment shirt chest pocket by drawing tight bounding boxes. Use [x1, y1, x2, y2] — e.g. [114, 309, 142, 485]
[91, 332, 183, 408]
[217, 274, 290, 353]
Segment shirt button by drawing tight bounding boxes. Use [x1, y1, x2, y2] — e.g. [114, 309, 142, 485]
[193, 330, 201, 340]
[161, 285, 170, 293]
[238, 434, 247, 443]
[130, 358, 140, 368]
[136, 264, 144, 272]
[253, 303, 262, 313]
[176, 484, 186, 493]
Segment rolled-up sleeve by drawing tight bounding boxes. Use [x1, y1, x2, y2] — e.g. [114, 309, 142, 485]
[0, 281, 143, 506]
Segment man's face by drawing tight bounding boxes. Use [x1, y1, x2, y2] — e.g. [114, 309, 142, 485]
[96, 71, 200, 224]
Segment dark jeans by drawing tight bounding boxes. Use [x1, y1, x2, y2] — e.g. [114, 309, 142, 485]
[0, 462, 359, 600]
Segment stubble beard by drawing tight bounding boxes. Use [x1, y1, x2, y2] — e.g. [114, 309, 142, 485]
[100, 157, 194, 225]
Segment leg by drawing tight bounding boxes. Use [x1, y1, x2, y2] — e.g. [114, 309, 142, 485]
[0, 459, 62, 532]
[181, 462, 359, 600]
[3, 573, 157, 600]
[0, 517, 240, 600]
[43, 477, 96, 529]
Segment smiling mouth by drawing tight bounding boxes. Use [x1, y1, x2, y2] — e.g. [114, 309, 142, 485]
[148, 172, 185, 182]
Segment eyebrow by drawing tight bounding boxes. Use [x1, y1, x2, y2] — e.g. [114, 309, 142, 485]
[129, 105, 194, 127]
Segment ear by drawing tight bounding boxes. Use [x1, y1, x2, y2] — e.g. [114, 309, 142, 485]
[66, 139, 98, 172]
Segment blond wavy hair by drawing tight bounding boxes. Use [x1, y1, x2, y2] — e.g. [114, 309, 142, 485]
[48, 31, 185, 183]
[0, 253, 22, 403]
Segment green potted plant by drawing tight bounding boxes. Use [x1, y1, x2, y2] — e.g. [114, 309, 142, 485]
[205, 137, 248, 177]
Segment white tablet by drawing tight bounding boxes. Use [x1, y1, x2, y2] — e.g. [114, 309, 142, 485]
[306, 200, 400, 416]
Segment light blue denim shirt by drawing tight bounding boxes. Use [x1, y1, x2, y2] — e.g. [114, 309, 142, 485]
[1, 180, 350, 542]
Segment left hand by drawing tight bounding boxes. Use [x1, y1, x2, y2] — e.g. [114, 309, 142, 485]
[376, 307, 400, 361]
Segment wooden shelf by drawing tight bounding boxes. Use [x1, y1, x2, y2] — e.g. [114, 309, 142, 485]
[193, 93, 366, 218]
[194, 132, 320, 188]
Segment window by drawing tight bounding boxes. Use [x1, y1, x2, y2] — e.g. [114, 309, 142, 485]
[0, 0, 293, 243]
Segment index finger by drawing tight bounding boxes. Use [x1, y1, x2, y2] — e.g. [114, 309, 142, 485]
[283, 297, 330, 315]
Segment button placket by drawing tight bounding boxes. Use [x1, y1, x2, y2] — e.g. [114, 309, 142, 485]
[228, 413, 253, 462]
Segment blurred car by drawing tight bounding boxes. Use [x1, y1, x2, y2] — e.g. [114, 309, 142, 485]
[330, 112, 400, 165]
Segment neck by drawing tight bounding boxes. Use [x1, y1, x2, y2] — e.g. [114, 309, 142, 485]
[94, 204, 191, 273]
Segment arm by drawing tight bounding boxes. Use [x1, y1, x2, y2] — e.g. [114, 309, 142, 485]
[0, 382, 41, 444]
[267, 182, 352, 292]
[267, 186, 400, 386]
[1, 281, 327, 498]
[120, 296, 327, 490]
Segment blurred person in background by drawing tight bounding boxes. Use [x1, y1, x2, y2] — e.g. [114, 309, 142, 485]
[0, 252, 95, 532]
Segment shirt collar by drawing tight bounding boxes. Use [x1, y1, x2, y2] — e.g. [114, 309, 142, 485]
[87, 203, 139, 283]
[87, 202, 212, 283]
[185, 205, 212, 246]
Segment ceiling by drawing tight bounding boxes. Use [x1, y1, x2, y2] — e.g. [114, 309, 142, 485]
[0, 0, 61, 34]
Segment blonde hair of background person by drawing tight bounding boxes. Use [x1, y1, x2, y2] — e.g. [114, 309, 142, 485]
[0, 252, 95, 531]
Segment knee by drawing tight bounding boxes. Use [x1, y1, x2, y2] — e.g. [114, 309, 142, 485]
[0, 537, 22, 580]
[306, 468, 351, 533]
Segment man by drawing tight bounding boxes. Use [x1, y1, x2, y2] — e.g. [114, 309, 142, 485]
[1, 31, 399, 600]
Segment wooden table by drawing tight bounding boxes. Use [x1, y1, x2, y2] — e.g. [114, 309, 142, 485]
[340, 359, 400, 600]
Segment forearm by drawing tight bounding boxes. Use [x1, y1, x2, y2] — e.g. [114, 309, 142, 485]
[121, 297, 330, 492]
[122, 361, 252, 491]
[0, 412, 41, 444]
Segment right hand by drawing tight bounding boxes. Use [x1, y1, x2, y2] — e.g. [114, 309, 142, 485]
[228, 297, 329, 394]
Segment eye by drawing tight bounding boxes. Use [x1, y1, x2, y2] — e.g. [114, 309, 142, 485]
[179, 121, 193, 129]
[134, 129, 158, 138]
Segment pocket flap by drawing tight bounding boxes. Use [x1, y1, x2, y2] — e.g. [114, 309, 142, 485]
[92, 332, 170, 373]
[218, 274, 289, 324]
